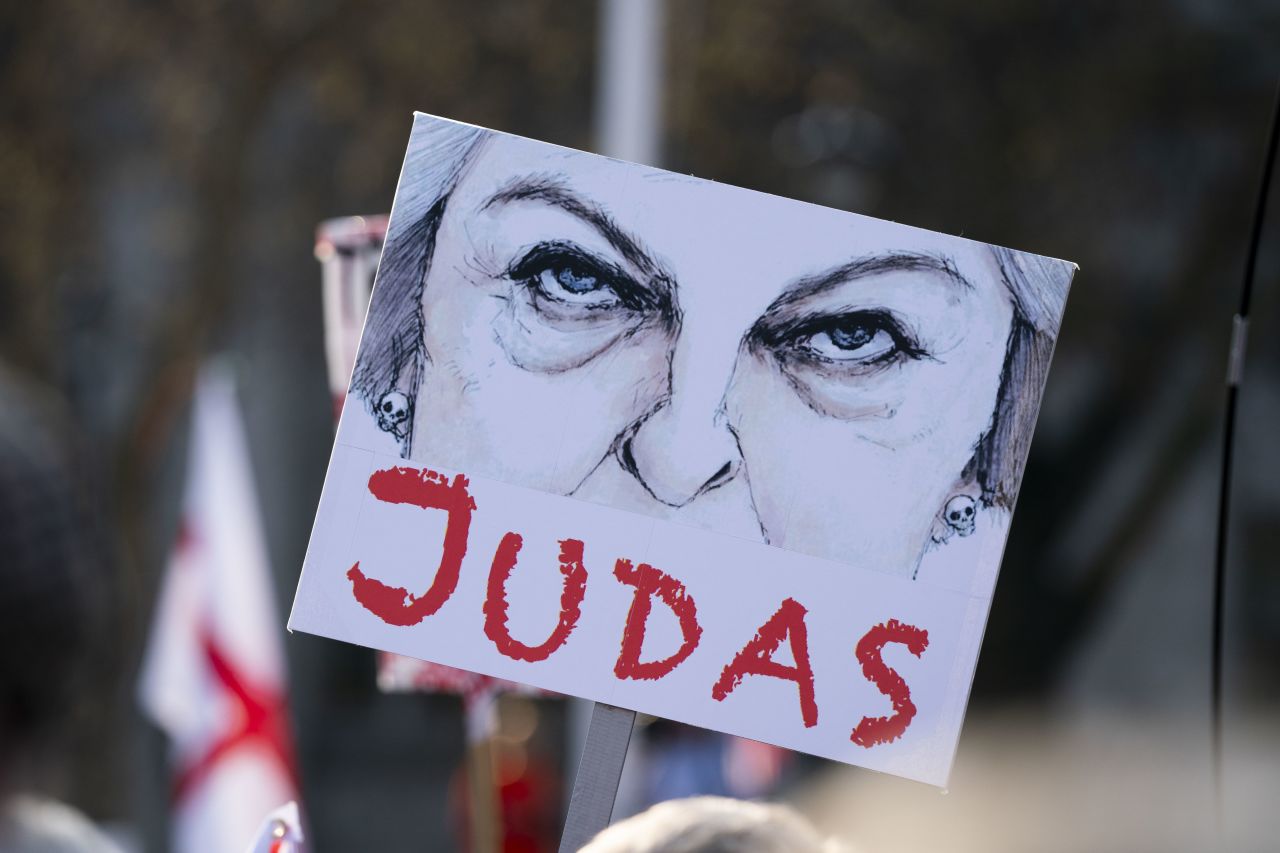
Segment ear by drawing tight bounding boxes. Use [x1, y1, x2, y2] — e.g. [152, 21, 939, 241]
[928, 478, 982, 546]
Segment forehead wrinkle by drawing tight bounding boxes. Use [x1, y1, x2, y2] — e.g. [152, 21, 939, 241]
[480, 173, 669, 281]
[766, 251, 975, 315]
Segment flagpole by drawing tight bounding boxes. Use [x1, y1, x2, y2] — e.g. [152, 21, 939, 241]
[560, 2, 665, 849]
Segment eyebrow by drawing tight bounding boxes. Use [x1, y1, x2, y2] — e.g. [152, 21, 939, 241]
[482, 178, 972, 316]
[482, 175, 665, 279]
[750, 251, 973, 346]
[770, 251, 974, 311]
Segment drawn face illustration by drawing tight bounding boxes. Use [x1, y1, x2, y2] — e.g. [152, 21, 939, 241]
[408, 136, 1015, 576]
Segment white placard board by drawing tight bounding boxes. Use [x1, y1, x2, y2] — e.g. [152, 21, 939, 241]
[290, 113, 1074, 786]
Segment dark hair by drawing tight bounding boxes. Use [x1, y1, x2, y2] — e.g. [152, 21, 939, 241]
[973, 248, 1071, 509]
[350, 197, 447, 457]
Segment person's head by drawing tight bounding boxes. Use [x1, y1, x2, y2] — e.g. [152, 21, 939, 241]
[577, 796, 837, 853]
[0, 365, 97, 782]
[353, 127, 1069, 576]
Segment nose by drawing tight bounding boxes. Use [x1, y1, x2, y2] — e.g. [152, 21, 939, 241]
[620, 359, 743, 508]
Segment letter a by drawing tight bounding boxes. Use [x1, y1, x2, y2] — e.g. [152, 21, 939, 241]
[711, 598, 817, 728]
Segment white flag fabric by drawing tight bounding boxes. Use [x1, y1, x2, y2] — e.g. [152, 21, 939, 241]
[138, 365, 299, 853]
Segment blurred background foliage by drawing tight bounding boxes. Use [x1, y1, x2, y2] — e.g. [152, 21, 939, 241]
[1, 0, 1278, 850]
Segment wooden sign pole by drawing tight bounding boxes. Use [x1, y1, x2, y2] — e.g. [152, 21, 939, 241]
[466, 735, 500, 853]
[557, 703, 637, 852]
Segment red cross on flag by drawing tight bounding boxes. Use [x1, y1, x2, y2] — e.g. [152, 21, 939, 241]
[138, 365, 300, 852]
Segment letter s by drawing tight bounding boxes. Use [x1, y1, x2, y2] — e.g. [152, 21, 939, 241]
[851, 619, 929, 748]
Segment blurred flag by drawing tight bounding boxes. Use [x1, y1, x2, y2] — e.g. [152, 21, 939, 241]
[138, 366, 299, 853]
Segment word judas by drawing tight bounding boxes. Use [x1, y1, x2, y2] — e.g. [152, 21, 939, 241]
[346, 467, 928, 748]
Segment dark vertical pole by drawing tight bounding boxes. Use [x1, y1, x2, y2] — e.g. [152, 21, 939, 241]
[1211, 79, 1279, 839]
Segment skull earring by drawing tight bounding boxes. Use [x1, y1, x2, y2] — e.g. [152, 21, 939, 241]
[942, 495, 977, 538]
[375, 390, 411, 438]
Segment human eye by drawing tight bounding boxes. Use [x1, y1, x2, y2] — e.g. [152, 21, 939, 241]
[745, 306, 933, 420]
[506, 241, 655, 314]
[766, 310, 927, 372]
[493, 240, 669, 374]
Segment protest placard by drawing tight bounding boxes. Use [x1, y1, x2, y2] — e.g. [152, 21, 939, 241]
[290, 113, 1074, 786]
